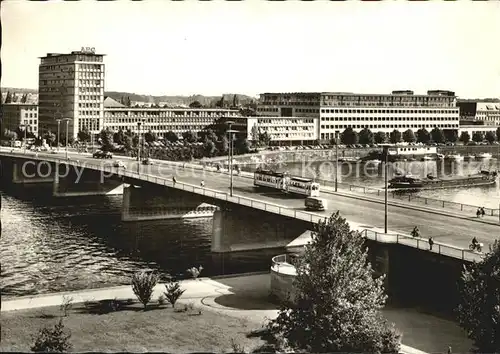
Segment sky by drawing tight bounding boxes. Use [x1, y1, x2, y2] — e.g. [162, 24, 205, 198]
[2, 0, 500, 99]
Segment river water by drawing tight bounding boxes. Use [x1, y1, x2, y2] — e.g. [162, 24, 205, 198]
[1, 159, 499, 298]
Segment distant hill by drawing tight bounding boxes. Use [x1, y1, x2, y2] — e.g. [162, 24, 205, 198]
[104, 92, 257, 107]
[1, 88, 257, 107]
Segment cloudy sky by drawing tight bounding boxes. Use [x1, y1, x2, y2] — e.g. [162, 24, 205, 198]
[2, 0, 499, 98]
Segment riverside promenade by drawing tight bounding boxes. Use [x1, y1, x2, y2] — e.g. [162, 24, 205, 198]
[2, 273, 472, 353]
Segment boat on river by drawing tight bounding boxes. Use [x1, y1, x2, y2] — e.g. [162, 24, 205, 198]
[388, 170, 498, 190]
[476, 152, 492, 159]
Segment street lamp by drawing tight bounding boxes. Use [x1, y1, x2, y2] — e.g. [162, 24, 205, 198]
[335, 131, 339, 192]
[56, 119, 62, 152]
[63, 118, 71, 159]
[380, 144, 392, 233]
[137, 120, 145, 174]
[226, 120, 237, 197]
[226, 121, 234, 172]
[20, 124, 27, 154]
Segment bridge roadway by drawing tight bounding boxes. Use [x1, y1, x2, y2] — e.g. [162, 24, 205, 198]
[3, 148, 499, 250]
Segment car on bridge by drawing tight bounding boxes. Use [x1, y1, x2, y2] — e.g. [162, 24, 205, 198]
[93, 150, 113, 159]
[113, 160, 126, 168]
[142, 158, 153, 165]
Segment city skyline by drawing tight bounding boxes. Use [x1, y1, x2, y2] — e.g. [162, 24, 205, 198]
[3, 1, 500, 98]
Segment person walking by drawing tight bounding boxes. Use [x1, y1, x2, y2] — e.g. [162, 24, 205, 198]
[200, 180, 205, 188]
[476, 208, 481, 218]
[447, 346, 452, 354]
[428, 237, 434, 251]
[172, 176, 177, 185]
[481, 207, 485, 218]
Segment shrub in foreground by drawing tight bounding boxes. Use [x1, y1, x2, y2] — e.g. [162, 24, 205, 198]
[164, 281, 186, 308]
[187, 265, 203, 279]
[131, 270, 159, 310]
[31, 318, 72, 353]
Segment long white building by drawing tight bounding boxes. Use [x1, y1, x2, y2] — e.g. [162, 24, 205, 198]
[103, 97, 240, 139]
[253, 90, 460, 143]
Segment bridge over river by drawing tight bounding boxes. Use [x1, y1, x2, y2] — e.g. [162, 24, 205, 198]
[1, 148, 498, 262]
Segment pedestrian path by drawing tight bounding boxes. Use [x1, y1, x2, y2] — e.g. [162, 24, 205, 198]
[2, 273, 475, 353]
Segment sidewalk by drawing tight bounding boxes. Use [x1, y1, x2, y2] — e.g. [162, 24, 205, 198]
[2, 273, 472, 353]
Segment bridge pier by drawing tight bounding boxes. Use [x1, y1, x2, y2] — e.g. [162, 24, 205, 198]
[121, 184, 218, 222]
[211, 206, 310, 253]
[52, 163, 124, 197]
[12, 160, 54, 184]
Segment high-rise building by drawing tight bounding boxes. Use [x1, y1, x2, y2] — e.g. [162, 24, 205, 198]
[38, 48, 105, 139]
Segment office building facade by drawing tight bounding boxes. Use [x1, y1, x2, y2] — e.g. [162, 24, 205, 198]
[1, 103, 39, 136]
[38, 48, 105, 139]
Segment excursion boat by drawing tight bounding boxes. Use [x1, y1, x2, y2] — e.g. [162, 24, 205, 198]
[464, 154, 476, 161]
[421, 155, 433, 161]
[476, 152, 492, 159]
[388, 170, 498, 190]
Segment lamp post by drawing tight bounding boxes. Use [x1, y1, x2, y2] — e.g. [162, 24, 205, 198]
[335, 131, 339, 192]
[56, 119, 61, 152]
[137, 121, 142, 174]
[20, 124, 27, 154]
[63, 118, 71, 159]
[226, 120, 236, 197]
[380, 144, 391, 233]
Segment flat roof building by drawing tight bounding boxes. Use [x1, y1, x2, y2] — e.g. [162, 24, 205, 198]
[38, 48, 105, 139]
[1, 103, 39, 136]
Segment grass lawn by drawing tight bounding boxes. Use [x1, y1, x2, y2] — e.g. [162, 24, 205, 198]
[1, 298, 269, 353]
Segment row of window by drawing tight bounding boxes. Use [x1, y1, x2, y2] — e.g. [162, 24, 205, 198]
[321, 117, 458, 122]
[320, 124, 459, 130]
[268, 133, 315, 139]
[24, 113, 38, 118]
[263, 127, 314, 132]
[105, 111, 234, 118]
[257, 119, 314, 124]
[321, 108, 458, 114]
[105, 118, 214, 124]
[79, 103, 102, 109]
[104, 125, 207, 131]
[78, 79, 102, 86]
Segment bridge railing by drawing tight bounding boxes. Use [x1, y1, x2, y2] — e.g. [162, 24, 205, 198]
[1, 151, 485, 263]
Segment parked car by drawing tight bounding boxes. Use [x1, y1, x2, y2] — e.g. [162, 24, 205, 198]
[142, 158, 153, 165]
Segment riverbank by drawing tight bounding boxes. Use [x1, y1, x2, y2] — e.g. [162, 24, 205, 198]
[1, 273, 472, 353]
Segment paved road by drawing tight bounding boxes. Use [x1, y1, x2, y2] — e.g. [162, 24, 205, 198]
[3, 148, 499, 249]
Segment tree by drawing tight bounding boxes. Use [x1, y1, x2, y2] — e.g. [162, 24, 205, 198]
[232, 94, 239, 107]
[258, 131, 272, 147]
[182, 130, 198, 144]
[20, 93, 28, 103]
[485, 131, 497, 144]
[165, 131, 179, 143]
[430, 127, 445, 144]
[443, 129, 458, 143]
[416, 128, 431, 144]
[235, 136, 251, 155]
[126, 96, 131, 107]
[340, 127, 358, 145]
[358, 128, 374, 145]
[43, 131, 56, 147]
[374, 131, 387, 144]
[203, 140, 217, 157]
[5, 91, 12, 103]
[12, 93, 19, 103]
[113, 128, 125, 145]
[402, 129, 416, 143]
[457, 240, 500, 353]
[4, 129, 18, 144]
[131, 271, 159, 310]
[472, 131, 484, 143]
[269, 212, 401, 353]
[99, 128, 114, 151]
[123, 134, 133, 151]
[144, 130, 157, 143]
[189, 101, 203, 108]
[459, 131, 471, 144]
[164, 281, 186, 308]
[497, 127, 500, 142]
[217, 135, 229, 155]
[77, 127, 91, 143]
[389, 129, 401, 144]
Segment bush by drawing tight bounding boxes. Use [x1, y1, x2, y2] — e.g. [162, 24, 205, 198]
[164, 281, 186, 308]
[158, 294, 166, 306]
[31, 318, 72, 353]
[131, 271, 159, 310]
[59, 295, 73, 317]
[187, 265, 203, 279]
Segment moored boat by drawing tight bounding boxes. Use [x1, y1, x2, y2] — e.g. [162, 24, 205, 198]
[476, 152, 492, 159]
[446, 154, 464, 161]
[388, 170, 498, 190]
